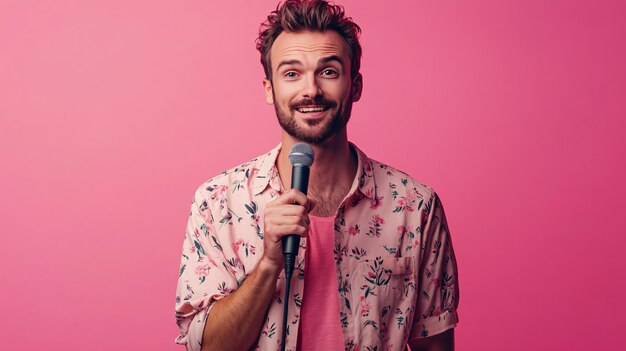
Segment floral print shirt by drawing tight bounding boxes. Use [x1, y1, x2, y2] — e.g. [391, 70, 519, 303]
[175, 143, 459, 351]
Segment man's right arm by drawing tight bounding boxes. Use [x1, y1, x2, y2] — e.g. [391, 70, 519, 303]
[200, 189, 312, 350]
[201, 258, 280, 350]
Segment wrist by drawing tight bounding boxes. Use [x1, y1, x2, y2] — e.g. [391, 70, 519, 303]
[257, 256, 283, 278]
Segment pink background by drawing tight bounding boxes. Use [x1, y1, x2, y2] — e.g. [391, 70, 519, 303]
[1, 0, 625, 350]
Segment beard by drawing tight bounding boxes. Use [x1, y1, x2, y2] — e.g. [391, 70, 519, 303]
[273, 92, 354, 145]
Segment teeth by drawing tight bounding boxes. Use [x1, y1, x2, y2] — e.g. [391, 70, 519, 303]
[298, 107, 326, 113]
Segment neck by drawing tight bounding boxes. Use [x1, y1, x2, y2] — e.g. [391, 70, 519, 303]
[277, 129, 357, 202]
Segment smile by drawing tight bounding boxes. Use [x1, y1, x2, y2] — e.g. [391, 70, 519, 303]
[295, 106, 330, 113]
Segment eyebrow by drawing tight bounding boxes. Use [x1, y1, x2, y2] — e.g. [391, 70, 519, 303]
[276, 59, 302, 72]
[319, 55, 344, 67]
[275, 55, 345, 72]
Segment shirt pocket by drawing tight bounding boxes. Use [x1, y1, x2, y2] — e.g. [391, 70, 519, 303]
[348, 255, 418, 348]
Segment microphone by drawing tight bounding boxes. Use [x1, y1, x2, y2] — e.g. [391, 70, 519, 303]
[280, 143, 314, 351]
[282, 143, 314, 279]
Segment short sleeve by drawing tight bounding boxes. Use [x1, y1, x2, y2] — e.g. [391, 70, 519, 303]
[409, 192, 460, 340]
[174, 191, 240, 351]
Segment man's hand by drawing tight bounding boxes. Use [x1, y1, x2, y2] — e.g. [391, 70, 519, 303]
[201, 189, 313, 351]
[262, 189, 314, 269]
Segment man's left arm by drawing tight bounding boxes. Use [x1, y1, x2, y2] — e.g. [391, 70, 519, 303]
[407, 192, 460, 350]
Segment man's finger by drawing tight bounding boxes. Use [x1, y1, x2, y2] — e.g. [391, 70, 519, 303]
[266, 213, 309, 226]
[270, 188, 311, 207]
[306, 198, 316, 213]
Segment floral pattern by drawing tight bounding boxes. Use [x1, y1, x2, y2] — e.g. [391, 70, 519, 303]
[175, 144, 459, 351]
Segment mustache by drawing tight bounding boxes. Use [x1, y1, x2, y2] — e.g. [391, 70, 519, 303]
[289, 98, 337, 110]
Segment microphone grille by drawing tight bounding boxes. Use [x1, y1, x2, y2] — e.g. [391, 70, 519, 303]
[288, 143, 314, 167]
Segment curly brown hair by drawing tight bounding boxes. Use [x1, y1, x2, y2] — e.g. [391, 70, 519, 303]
[256, 0, 362, 81]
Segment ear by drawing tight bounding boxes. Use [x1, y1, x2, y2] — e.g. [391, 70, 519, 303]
[263, 79, 274, 104]
[351, 73, 363, 102]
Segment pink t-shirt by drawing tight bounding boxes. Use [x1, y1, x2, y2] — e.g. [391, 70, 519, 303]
[297, 215, 344, 350]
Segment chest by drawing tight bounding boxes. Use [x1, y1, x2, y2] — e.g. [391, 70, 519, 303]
[308, 188, 350, 217]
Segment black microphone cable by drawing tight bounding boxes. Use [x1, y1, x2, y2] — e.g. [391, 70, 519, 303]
[280, 254, 295, 351]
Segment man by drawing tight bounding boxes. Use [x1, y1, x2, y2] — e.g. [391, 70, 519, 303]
[175, 1, 459, 350]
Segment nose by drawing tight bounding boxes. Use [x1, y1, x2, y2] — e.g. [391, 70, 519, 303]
[302, 74, 322, 99]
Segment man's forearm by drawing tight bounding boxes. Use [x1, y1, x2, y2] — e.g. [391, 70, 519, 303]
[201, 259, 281, 351]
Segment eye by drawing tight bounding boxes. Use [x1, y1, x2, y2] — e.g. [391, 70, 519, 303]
[321, 69, 338, 77]
[284, 71, 299, 79]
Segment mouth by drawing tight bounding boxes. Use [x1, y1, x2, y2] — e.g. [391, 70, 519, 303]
[295, 105, 331, 114]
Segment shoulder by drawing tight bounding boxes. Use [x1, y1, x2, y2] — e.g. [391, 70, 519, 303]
[368, 156, 436, 203]
[191, 151, 270, 205]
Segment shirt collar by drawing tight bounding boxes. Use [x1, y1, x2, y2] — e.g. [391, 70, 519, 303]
[252, 142, 377, 201]
[352, 143, 377, 200]
[252, 144, 283, 196]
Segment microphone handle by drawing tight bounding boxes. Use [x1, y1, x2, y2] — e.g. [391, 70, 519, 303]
[281, 165, 310, 257]
[291, 164, 310, 194]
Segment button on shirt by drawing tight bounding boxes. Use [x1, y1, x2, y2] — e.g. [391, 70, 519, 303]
[175, 143, 459, 351]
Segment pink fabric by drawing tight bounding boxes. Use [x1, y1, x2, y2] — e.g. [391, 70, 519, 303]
[297, 215, 344, 351]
